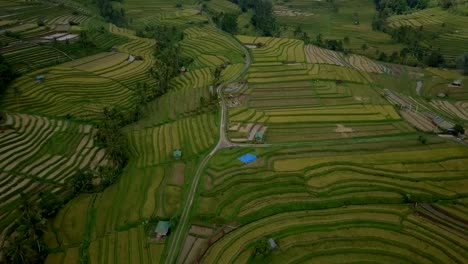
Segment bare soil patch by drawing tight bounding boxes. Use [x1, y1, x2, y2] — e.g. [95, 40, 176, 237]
[189, 225, 214, 237]
[335, 124, 353, 137]
[400, 110, 438, 132]
[169, 162, 185, 186]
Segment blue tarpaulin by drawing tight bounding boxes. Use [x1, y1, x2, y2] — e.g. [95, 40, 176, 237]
[238, 153, 257, 164]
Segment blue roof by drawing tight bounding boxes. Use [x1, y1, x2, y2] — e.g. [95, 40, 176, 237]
[238, 153, 257, 164]
[155, 221, 170, 234]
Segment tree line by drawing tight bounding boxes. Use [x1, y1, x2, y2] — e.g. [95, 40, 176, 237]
[96, 0, 126, 26]
[230, 0, 278, 36]
[145, 26, 190, 97]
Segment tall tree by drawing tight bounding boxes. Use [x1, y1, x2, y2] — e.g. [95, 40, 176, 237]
[251, 0, 277, 36]
[0, 54, 18, 94]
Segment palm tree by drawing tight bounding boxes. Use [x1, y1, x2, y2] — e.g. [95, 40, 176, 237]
[3, 233, 41, 264]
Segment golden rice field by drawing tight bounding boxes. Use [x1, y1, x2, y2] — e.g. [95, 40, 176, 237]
[195, 140, 468, 262]
[0, 27, 155, 121]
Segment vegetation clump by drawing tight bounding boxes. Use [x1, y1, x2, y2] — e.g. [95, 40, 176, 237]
[0, 55, 19, 94]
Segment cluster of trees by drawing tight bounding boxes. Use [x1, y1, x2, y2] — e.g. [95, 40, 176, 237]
[440, 0, 456, 9]
[0, 54, 19, 94]
[373, 0, 429, 15]
[96, 0, 126, 26]
[459, 53, 468, 75]
[2, 191, 66, 263]
[293, 26, 346, 52]
[147, 26, 190, 97]
[231, 0, 278, 36]
[212, 12, 239, 34]
[95, 107, 130, 182]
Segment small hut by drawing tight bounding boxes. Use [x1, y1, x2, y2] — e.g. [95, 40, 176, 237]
[255, 132, 264, 143]
[452, 80, 462, 87]
[35, 75, 46, 82]
[173, 149, 182, 159]
[135, 55, 144, 61]
[128, 55, 135, 62]
[155, 221, 170, 238]
[111, 46, 118, 52]
[268, 238, 278, 250]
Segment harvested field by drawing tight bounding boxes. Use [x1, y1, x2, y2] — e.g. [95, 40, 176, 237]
[430, 100, 468, 121]
[400, 110, 439, 132]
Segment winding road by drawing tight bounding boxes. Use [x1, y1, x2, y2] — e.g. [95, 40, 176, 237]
[164, 35, 251, 264]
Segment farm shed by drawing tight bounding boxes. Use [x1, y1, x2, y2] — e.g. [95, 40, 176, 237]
[35, 75, 46, 82]
[128, 55, 135, 62]
[269, 238, 278, 250]
[452, 80, 462, 87]
[255, 132, 264, 142]
[155, 221, 170, 238]
[173, 149, 182, 159]
[238, 153, 257, 164]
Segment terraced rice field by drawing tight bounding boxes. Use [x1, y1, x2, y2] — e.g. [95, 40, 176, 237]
[0, 27, 155, 121]
[429, 100, 468, 122]
[388, 7, 468, 60]
[305, 45, 394, 74]
[274, 0, 403, 56]
[229, 36, 414, 143]
[0, 112, 107, 240]
[44, 111, 217, 263]
[237, 35, 305, 63]
[128, 113, 219, 167]
[45, 160, 195, 263]
[182, 27, 244, 69]
[3, 46, 71, 73]
[202, 205, 468, 263]
[195, 140, 468, 262]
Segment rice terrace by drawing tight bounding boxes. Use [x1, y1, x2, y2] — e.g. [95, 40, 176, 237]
[0, 0, 468, 263]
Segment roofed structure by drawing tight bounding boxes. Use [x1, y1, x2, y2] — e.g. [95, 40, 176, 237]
[35, 75, 46, 82]
[155, 221, 170, 237]
[268, 238, 278, 250]
[255, 132, 264, 142]
[238, 153, 257, 164]
[173, 149, 182, 159]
